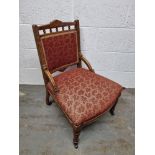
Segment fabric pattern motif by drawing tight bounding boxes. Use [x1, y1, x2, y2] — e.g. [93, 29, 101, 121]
[41, 31, 78, 71]
[47, 68, 123, 126]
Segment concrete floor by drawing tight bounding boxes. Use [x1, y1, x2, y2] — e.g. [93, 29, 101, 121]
[19, 85, 135, 155]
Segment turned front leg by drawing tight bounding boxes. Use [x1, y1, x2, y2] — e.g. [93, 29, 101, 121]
[73, 126, 81, 149]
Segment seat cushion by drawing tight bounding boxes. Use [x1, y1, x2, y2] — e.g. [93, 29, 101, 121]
[47, 68, 123, 126]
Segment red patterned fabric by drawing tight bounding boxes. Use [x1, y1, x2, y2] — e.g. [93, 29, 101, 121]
[41, 31, 78, 71]
[47, 68, 123, 126]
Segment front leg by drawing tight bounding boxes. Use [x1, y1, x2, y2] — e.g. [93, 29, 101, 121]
[73, 126, 81, 149]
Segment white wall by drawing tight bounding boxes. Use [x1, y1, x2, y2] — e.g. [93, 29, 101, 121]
[19, 0, 135, 88]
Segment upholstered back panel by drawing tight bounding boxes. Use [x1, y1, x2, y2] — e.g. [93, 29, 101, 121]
[41, 30, 79, 72]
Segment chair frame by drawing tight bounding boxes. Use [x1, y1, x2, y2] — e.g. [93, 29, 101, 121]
[32, 20, 119, 149]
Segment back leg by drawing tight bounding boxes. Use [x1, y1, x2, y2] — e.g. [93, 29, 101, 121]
[109, 98, 118, 115]
[46, 90, 53, 105]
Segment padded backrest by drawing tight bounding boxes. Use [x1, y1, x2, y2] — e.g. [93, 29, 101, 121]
[40, 30, 79, 72]
[32, 20, 81, 73]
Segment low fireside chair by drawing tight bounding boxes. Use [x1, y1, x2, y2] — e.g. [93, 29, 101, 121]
[32, 20, 124, 149]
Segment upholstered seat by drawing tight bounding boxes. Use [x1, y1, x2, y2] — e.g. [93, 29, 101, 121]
[47, 68, 123, 126]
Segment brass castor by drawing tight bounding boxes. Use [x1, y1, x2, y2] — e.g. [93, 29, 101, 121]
[73, 142, 78, 149]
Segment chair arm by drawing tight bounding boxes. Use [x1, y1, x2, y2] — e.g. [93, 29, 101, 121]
[44, 69, 59, 93]
[80, 54, 94, 72]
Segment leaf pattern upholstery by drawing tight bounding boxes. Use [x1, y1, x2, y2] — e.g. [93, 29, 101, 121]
[41, 31, 78, 72]
[47, 68, 123, 125]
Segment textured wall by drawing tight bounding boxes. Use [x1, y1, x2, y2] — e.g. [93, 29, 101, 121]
[20, 0, 135, 87]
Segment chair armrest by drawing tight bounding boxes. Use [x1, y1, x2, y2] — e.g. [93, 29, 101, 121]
[80, 54, 94, 72]
[44, 69, 59, 93]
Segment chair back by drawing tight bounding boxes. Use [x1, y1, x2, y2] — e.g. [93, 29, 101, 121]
[32, 20, 81, 73]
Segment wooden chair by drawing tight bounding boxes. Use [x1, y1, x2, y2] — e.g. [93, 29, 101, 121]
[32, 20, 124, 149]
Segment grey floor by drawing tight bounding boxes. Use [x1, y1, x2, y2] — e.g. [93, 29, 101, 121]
[19, 85, 135, 155]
